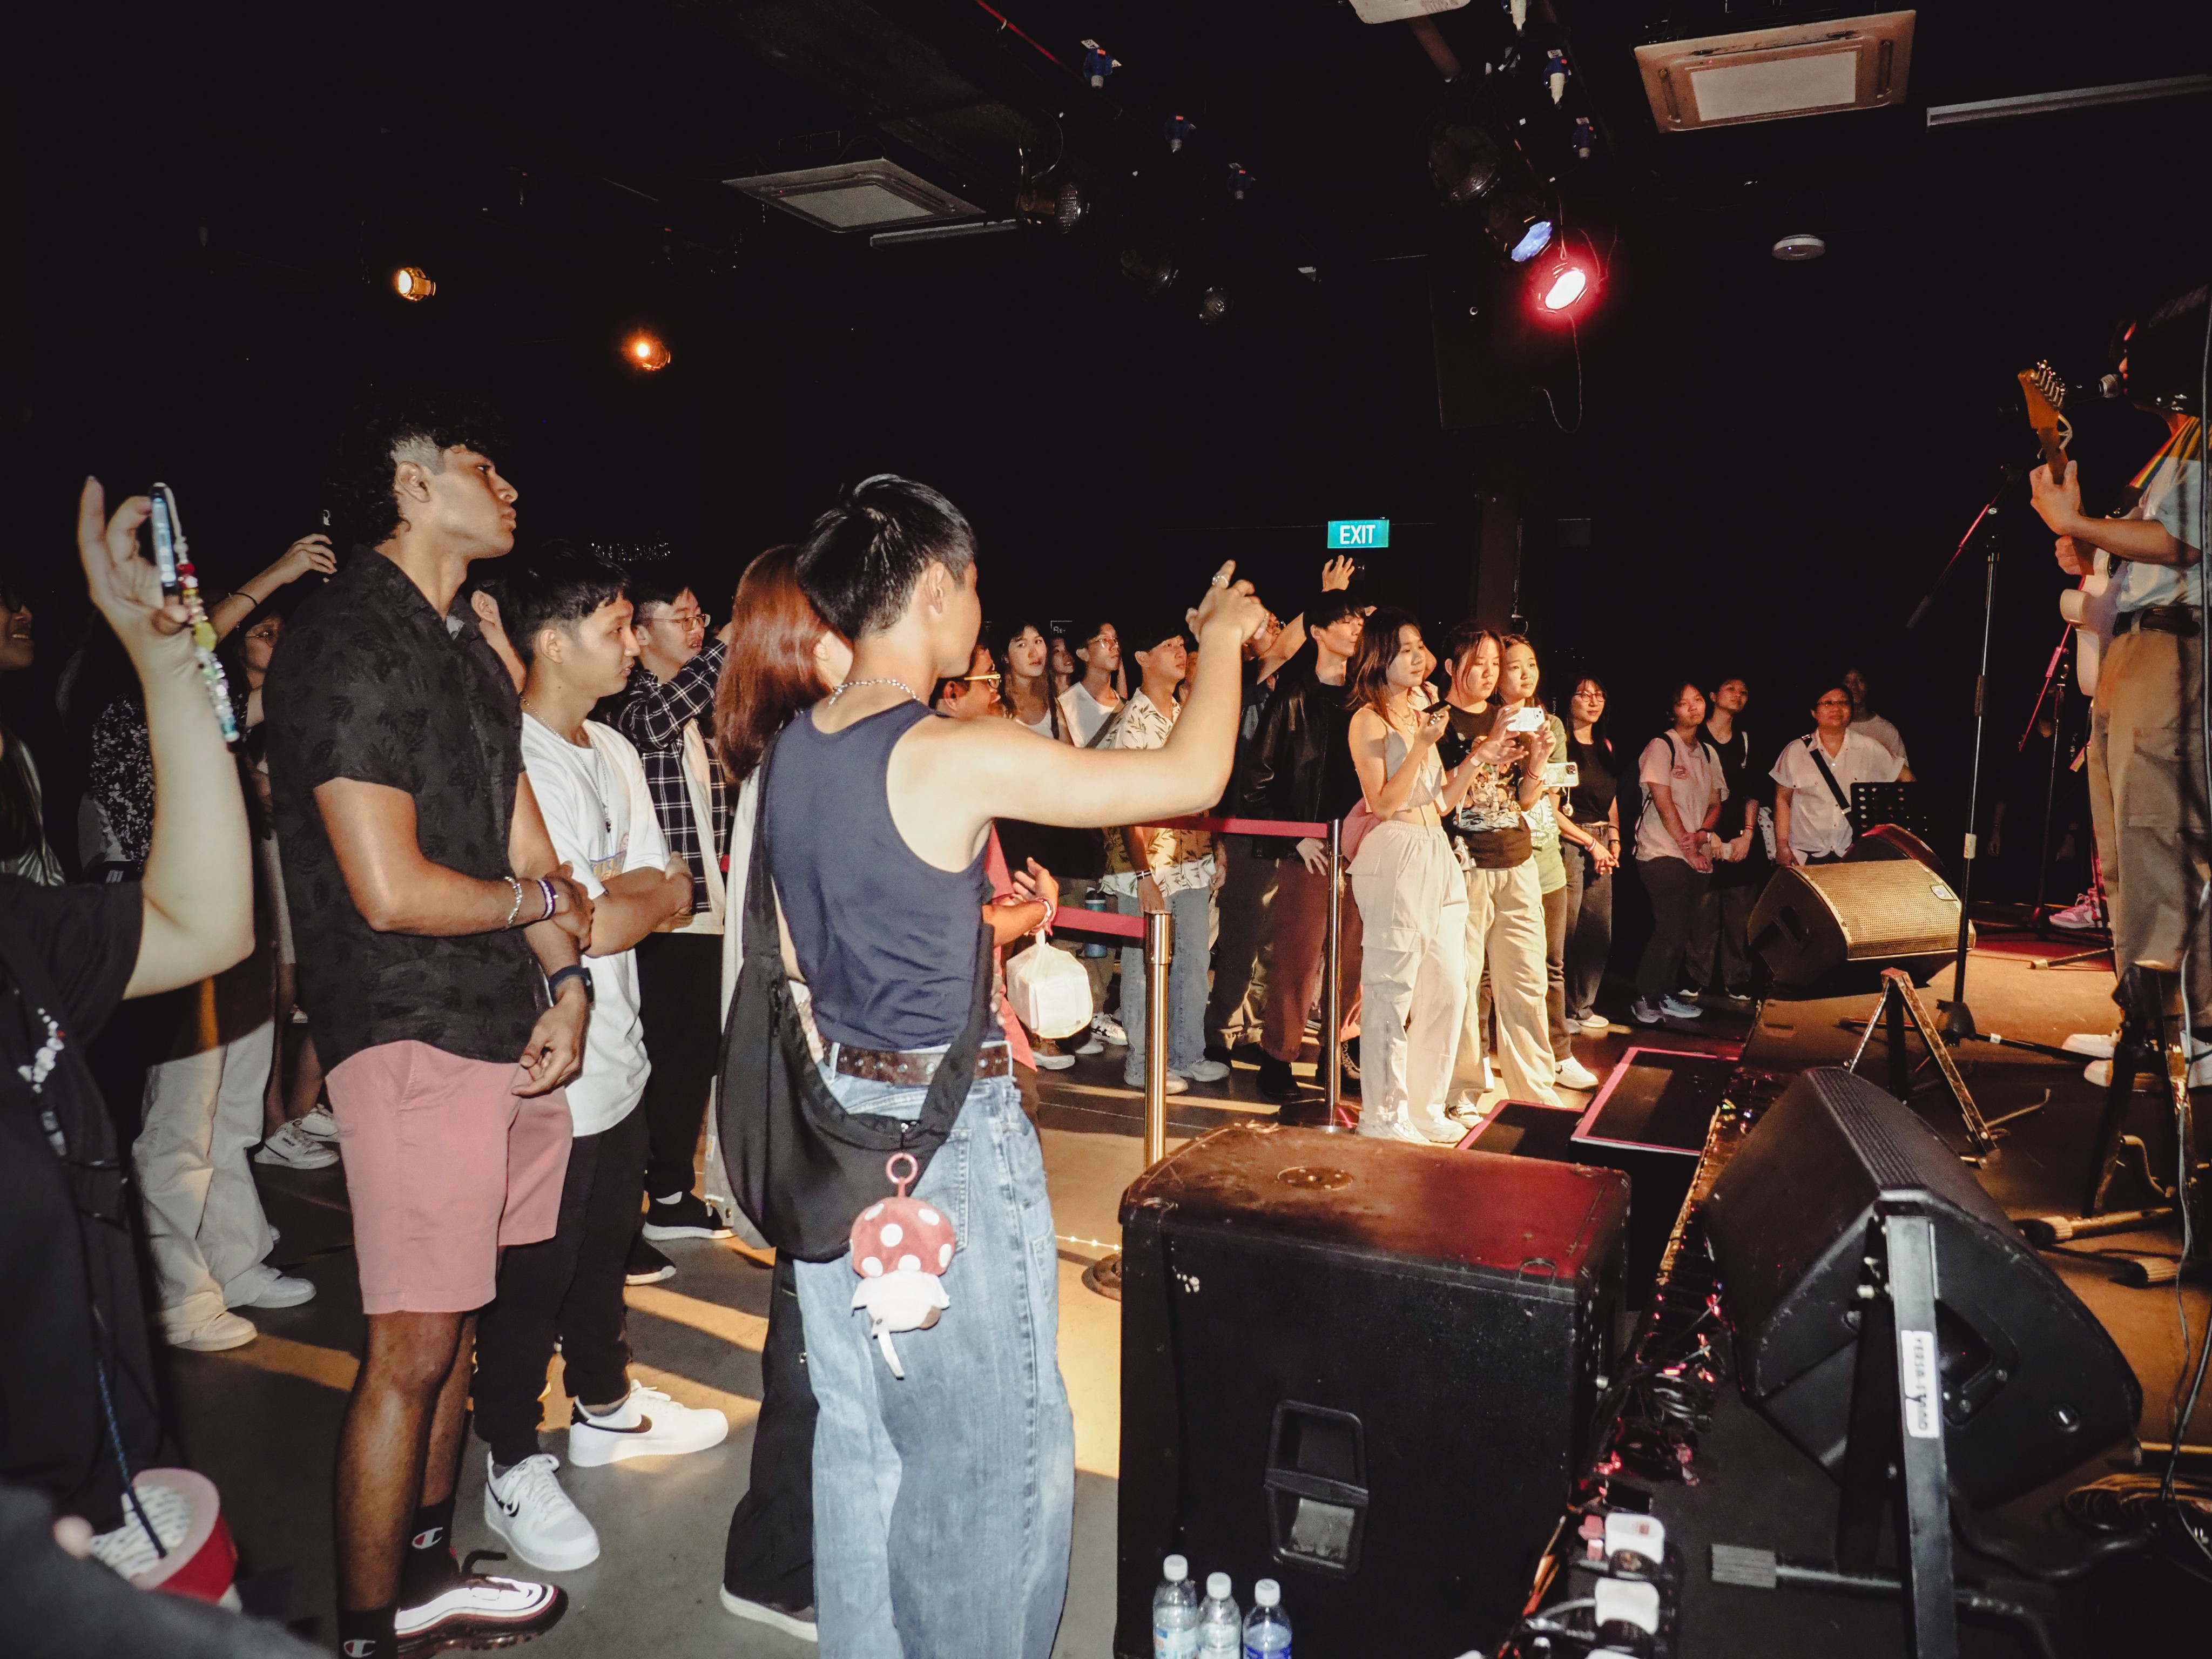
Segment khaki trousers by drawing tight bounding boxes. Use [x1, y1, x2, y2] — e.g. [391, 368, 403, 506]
[1449, 860, 1561, 1108]
[2088, 624, 2212, 1024]
[1348, 822, 1468, 1129]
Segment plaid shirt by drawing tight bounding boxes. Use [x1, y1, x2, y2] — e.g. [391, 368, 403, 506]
[612, 642, 729, 913]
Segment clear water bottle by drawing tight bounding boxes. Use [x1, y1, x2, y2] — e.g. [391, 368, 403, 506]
[1198, 1572, 1241, 1656]
[1242, 1577, 1291, 1658]
[1152, 1554, 1200, 1658]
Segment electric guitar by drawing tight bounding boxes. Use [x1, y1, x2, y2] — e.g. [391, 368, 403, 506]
[2021, 362, 2120, 695]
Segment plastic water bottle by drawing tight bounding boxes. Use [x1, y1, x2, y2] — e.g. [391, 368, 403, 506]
[1082, 891, 1110, 959]
[1198, 1572, 1241, 1656]
[1242, 1578, 1291, 1658]
[1153, 1554, 1200, 1658]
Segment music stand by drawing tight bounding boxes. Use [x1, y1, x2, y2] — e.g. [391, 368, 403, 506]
[1850, 781, 1936, 850]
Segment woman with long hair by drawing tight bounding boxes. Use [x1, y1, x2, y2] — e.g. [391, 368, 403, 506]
[996, 617, 1067, 741]
[1344, 608, 1488, 1143]
[1631, 682, 1725, 1027]
[711, 544, 849, 1642]
[1560, 676, 1620, 1029]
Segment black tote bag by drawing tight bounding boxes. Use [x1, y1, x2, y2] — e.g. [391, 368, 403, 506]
[716, 730, 996, 1262]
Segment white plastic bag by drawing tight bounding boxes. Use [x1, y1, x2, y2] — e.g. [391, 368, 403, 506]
[1005, 940, 1094, 1040]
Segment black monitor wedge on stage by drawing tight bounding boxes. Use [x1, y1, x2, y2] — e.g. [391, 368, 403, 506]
[1748, 860, 1967, 996]
[1705, 1066, 2139, 1509]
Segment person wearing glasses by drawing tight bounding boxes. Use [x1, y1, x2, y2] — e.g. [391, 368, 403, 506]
[1770, 684, 1907, 867]
[611, 576, 738, 1279]
[933, 642, 1002, 718]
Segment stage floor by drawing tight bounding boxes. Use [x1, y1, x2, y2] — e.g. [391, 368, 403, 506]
[162, 936, 2208, 1655]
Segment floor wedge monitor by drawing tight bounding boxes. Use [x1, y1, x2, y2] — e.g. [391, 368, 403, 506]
[1748, 859, 1966, 994]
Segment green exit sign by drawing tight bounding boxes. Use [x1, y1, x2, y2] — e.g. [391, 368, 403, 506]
[1327, 518, 1390, 550]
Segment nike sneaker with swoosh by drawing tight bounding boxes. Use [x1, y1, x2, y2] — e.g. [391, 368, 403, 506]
[481, 1453, 599, 1572]
[567, 1381, 729, 1467]
[396, 1561, 566, 1655]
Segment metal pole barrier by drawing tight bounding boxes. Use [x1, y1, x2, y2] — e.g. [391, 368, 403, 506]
[1144, 907, 1174, 1168]
[1324, 818, 1343, 1129]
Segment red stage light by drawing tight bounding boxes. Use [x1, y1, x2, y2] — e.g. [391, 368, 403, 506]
[1539, 259, 1589, 312]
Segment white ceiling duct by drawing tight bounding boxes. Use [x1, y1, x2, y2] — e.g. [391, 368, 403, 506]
[1635, 11, 1916, 133]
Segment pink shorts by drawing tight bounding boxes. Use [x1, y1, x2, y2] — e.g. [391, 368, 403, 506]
[325, 1040, 571, 1314]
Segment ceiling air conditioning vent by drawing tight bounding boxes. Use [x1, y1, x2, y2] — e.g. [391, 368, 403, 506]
[724, 160, 982, 233]
[1635, 10, 1915, 133]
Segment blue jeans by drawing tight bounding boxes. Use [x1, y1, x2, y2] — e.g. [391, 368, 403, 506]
[794, 1055, 1074, 1658]
[1116, 885, 1210, 1083]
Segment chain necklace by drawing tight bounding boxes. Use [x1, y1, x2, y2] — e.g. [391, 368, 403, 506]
[827, 677, 920, 704]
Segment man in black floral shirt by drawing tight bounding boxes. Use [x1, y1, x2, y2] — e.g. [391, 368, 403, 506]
[265, 392, 592, 1659]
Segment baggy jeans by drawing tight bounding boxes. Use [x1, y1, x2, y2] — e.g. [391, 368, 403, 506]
[1117, 885, 1210, 1084]
[133, 1020, 278, 1330]
[1449, 861, 1560, 1108]
[1348, 821, 1468, 1128]
[793, 1063, 1074, 1659]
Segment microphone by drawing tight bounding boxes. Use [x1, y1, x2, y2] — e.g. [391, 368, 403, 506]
[2088, 370, 2126, 400]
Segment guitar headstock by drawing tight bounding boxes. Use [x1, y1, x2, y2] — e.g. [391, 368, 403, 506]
[2018, 360, 2073, 475]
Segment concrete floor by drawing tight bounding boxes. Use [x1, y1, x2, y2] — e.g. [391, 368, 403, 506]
[164, 936, 2210, 1654]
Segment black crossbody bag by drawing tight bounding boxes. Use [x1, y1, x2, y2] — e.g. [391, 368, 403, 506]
[715, 728, 997, 1262]
[1803, 736, 1856, 835]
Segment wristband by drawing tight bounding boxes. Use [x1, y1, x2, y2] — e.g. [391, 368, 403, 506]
[537, 876, 558, 923]
[547, 963, 594, 1006]
[1034, 899, 1056, 938]
[502, 875, 526, 928]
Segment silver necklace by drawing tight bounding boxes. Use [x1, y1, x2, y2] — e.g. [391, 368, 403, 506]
[828, 677, 920, 704]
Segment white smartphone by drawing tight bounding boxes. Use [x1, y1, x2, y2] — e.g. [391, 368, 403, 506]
[1507, 707, 1546, 733]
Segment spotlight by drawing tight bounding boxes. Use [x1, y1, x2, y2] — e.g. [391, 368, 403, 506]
[1164, 114, 1196, 152]
[1119, 245, 1181, 298]
[1197, 286, 1233, 326]
[1016, 178, 1088, 233]
[1536, 253, 1590, 313]
[1772, 232, 1826, 261]
[1225, 163, 1255, 202]
[1485, 194, 1554, 262]
[1546, 49, 1569, 104]
[1080, 39, 1121, 88]
[625, 331, 673, 371]
[1573, 117, 1595, 161]
[1427, 120, 1503, 207]
[393, 266, 436, 301]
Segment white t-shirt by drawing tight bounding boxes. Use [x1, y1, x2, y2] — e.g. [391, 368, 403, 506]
[520, 715, 665, 1137]
[1057, 682, 1120, 746]
[1635, 733, 1727, 864]
[1849, 713, 1908, 766]
[1770, 729, 1904, 860]
[2116, 419, 2206, 611]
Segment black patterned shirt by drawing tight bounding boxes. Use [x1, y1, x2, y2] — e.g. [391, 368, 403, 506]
[263, 550, 543, 1070]
[611, 642, 729, 913]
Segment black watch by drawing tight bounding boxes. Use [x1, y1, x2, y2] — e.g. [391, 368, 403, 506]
[547, 964, 595, 1007]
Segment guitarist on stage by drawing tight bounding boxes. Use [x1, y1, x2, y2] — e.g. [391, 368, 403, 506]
[2029, 285, 2210, 1077]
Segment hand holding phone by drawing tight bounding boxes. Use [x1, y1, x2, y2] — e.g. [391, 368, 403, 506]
[1507, 706, 1546, 733]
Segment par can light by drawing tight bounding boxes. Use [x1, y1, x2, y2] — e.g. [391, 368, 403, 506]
[393, 267, 436, 301]
[1536, 254, 1590, 313]
[625, 332, 674, 371]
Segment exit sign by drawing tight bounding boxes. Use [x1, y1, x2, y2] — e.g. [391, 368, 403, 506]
[1327, 518, 1390, 549]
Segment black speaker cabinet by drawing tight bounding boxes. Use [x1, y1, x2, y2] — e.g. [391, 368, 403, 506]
[1748, 859, 1967, 994]
[1114, 1124, 1629, 1658]
[1705, 1068, 2140, 1506]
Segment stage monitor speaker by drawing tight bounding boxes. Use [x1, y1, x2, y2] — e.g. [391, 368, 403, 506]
[1704, 1067, 2140, 1506]
[1114, 1124, 1628, 1658]
[1747, 859, 1966, 994]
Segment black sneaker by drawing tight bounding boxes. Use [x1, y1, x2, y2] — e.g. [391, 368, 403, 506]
[642, 1192, 736, 1242]
[397, 1554, 566, 1656]
[625, 1236, 676, 1285]
[1257, 1055, 1299, 1102]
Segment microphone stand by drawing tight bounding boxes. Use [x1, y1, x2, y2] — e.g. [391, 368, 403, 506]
[1905, 467, 2024, 1037]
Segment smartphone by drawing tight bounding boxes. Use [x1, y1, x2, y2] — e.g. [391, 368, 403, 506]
[146, 482, 185, 595]
[1507, 706, 1545, 733]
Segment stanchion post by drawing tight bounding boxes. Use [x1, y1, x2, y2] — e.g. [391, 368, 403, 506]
[1144, 907, 1173, 1169]
[1325, 817, 1343, 1128]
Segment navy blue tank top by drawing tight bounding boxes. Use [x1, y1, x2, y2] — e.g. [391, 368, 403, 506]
[763, 700, 988, 1051]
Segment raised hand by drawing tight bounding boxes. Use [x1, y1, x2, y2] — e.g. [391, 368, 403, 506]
[1320, 555, 1355, 592]
[1187, 560, 1266, 644]
[77, 480, 191, 665]
[269, 533, 339, 585]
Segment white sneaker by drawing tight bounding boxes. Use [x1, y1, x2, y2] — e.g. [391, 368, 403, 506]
[1091, 1014, 1129, 1047]
[1630, 998, 1665, 1026]
[229, 1270, 316, 1310]
[1556, 1056, 1603, 1091]
[399, 1566, 567, 1646]
[2062, 1031, 2118, 1060]
[163, 1310, 256, 1351]
[719, 1585, 819, 1642]
[1181, 1059, 1231, 1083]
[483, 1452, 600, 1570]
[1412, 1109, 1464, 1144]
[253, 1121, 338, 1170]
[1359, 1111, 1429, 1144]
[1074, 1037, 1105, 1056]
[1578, 1011, 1611, 1031]
[1659, 995, 1705, 1020]
[2085, 1050, 2212, 1089]
[296, 1103, 339, 1141]
[567, 1381, 730, 1467]
[1032, 1048, 1075, 1071]
[1125, 1071, 1190, 1095]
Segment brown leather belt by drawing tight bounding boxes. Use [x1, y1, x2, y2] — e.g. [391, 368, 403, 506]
[833, 1042, 1011, 1086]
[2116, 604, 2201, 637]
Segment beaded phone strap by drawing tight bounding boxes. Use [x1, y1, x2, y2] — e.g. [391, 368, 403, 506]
[153, 492, 239, 745]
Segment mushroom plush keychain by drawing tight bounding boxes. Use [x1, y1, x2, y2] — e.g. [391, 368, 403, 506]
[849, 1152, 958, 1379]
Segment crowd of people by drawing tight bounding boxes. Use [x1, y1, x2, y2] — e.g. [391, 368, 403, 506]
[0, 389, 1931, 1659]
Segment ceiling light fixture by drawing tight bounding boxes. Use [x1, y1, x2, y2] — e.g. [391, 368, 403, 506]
[1536, 253, 1590, 314]
[393, 267, 436, 301]
[725, 160, 981, 235]
[1772, 232, 1826, 261]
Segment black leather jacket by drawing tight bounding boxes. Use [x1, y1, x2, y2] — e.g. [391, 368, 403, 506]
[1240, 644, 1357, 859]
